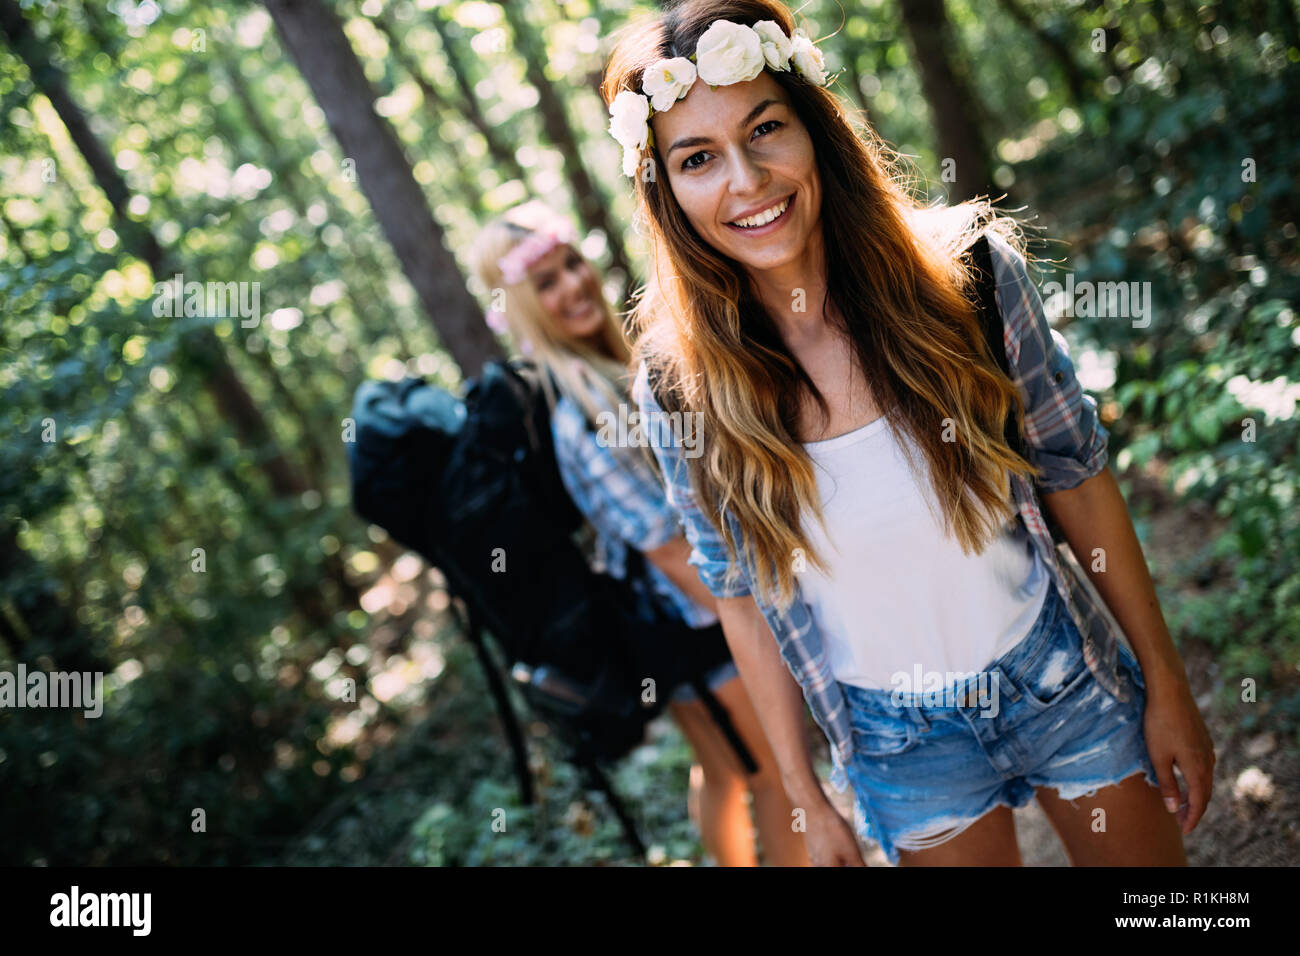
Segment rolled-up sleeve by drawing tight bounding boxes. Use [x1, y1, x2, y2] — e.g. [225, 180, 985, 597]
[631, 362, 752, 598]
[987, 231, 1109, 493]
[551, 394, 681, 553]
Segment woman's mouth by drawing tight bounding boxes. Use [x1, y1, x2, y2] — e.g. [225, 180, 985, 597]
[566, 299, 596, 320]
[725, 194, 794, 235]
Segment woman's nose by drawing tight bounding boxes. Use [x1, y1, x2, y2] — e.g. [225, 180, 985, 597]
[728, 145, 770, 195]
[562, 267, 585, 298]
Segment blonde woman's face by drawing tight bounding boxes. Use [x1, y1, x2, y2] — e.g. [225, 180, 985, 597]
[526, 244, 606, 342]
[652, 71, 821, 275]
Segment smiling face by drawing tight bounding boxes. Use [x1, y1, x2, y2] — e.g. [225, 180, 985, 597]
[526, 243, 606, 343]
[653, 70, 822, 276]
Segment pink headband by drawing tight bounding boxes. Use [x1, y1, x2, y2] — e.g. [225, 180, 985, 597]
[497, 219, 578, 285]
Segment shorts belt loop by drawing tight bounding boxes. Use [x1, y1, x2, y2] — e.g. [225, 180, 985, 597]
[909, 700, 932, 731]
[991, 664, 1020, 704]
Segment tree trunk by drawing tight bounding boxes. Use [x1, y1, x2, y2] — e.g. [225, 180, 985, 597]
[897, 0, 996, 203]
[368, 9, 495, 217]
[264, 0, 502, 377]
[492, 1, 636, 287]
[995, 0, 1092, 107]
[419, 9, 532, 190]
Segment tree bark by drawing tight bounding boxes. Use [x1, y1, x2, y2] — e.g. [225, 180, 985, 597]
[419, 9, 531, 190]
[492, 1, 636, 287]
[995, 0, 1092, 106]
[897, 0, 996, 203]
[264, 0, 502, 377]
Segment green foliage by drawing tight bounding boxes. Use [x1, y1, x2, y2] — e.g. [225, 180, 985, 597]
[988, 5, 1300, 726]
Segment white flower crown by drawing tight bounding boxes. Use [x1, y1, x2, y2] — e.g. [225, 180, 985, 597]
[608, 19, 829, 178]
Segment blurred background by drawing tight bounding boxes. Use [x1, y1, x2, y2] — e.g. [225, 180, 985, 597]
[1, 0, 1296, 866]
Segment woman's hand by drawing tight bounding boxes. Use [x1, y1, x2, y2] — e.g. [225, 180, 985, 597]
[805, 800, 867, 866]
[1143, 676, 1216, 835]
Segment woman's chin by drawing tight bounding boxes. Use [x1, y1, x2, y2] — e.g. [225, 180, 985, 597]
[715, 227, 810, 275]
[730, 245, 801, 274]
[559, 307, 604, 340]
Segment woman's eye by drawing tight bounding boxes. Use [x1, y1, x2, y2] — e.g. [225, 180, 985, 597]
[754, 119, 782, 138]
[681, 151, 709, 171]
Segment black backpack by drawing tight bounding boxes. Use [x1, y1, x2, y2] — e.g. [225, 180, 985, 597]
[346, 359, 757, 774]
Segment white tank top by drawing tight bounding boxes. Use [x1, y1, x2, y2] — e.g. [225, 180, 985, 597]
[797, 412, 1050, 692]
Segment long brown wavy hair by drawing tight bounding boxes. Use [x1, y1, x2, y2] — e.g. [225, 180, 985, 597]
[602, 0, 1044, 610]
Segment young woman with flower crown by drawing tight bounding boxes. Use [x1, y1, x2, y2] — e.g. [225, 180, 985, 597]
[467, 200, 811, 866]
[603, 0, 1215, 866]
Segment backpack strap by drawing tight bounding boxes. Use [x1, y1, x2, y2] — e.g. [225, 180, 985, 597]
[690, 677, 759, 773]
[968, 234, 1026, 461]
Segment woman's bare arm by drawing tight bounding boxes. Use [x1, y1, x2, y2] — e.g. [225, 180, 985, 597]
[1042, 467, 1216, 833]
[1041, 468, 1187, 692]
[643, 535, 718, 615]
[713, 593, 826, 811]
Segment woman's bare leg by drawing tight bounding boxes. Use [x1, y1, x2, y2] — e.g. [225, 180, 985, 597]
[894, 805, 1024, 866]
[706, 675, 812, 865]
[1034, 772, 1187, 865]
[669, 699, 758, 866]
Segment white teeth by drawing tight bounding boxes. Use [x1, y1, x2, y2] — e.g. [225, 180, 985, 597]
[731, 197, 789, 229]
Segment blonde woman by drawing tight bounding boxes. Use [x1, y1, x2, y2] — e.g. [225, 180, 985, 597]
[605, 0, 1215, 866]
[467, 200, 809, 866]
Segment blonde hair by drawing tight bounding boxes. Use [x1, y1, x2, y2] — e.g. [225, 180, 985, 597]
[467, 200, 630, 424]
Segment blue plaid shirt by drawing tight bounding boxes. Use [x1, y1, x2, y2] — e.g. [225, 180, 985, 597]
[631, 232, 1139, 794]
[551, 391, 719, 630]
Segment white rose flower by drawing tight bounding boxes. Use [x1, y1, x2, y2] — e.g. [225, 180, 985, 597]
[642, 56, 698, 113]
[752, 20, 793, 71]
[790, 32, 827, 85]
[621, 146, 642, 179]
[608, 89, 650, 152]
[695, 20, 765, 86]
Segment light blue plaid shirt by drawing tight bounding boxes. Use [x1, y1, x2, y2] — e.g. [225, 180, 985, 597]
[550, 390, 719, 630]
[631, 232, 1139, 794]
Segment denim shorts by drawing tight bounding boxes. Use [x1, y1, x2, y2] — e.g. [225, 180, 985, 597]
[669, 659, 740, 703]
[840, 582, 1158, 865]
